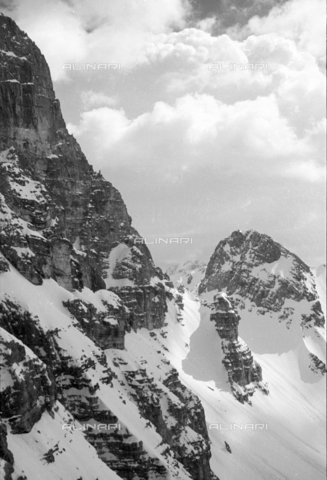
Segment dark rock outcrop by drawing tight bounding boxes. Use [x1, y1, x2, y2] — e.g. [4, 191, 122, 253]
[110, 282, 168, 331]
[63, 296, 128, 350]
[123, 366, 217, 480]
[0, 423, 14, 480]
[208, 293, 268, 403]
[0, 327, 56, 434]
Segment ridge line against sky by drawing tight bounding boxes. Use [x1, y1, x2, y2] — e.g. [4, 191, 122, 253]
[1, 0, 326, 268]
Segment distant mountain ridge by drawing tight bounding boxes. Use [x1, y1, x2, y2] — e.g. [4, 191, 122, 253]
[167, 260, 207, 292]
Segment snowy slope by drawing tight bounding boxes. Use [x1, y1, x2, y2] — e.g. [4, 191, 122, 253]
[123, 289, 326, 480]
[7, 403, 122, 480]
[0, 261, 207, 480]
[1, 253, 325, 479]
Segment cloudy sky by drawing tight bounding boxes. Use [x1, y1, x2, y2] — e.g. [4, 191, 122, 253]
[2, 0, 326, 268]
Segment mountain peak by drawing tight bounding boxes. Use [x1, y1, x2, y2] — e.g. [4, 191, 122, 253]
[200, 229, 316, 305]
[214, 229, 288, 265]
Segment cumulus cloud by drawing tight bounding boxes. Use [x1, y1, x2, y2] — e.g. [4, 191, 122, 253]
[141, 27, 325, 109]
[229, 0, 326, 63]
[68, 107, 131, 147]
[66, 8, 325, 186]
[70, 92, 322, 184]
[80, 90, 118, 109]
[283, 160, 326, 182]
[4, 0, 190, 80]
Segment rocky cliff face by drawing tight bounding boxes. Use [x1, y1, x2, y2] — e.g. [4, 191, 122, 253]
[0, 13, 218, 480]
[0, 327, 56, 433]
[208, 292, 268, 403]
[0, 13, 167, 323]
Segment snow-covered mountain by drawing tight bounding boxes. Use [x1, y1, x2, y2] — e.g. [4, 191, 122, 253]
[167, 260, 207, 292]
[0, 12, 326, 480]
[193, 229, 326, 479]
[199, 229, 326, 373]
[0, 14, 217, 480]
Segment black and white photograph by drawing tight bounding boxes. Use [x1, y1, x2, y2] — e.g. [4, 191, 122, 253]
[0, 1, 326, 479]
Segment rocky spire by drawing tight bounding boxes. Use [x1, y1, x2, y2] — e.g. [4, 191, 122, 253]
[208, 292, 269, 403]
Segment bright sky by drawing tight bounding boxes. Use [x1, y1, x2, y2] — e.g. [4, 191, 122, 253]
[2, 0, 326, 269]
